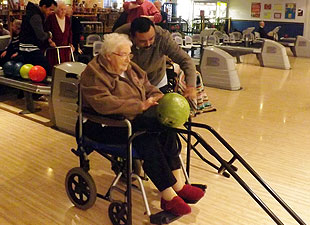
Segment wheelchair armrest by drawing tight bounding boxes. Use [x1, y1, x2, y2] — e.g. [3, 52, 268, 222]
[82, 107, 128, 127]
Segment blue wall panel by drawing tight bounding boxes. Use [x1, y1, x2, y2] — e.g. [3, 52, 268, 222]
[230, 20, 304, 38]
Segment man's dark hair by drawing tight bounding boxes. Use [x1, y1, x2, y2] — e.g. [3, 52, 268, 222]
[39, 0, 57, 7]
[130, 17, 155, 37]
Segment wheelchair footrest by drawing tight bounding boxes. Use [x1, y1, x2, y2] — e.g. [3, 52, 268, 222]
[150, 211, 181, 224]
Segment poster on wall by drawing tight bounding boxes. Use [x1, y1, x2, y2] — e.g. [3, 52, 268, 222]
[264, 12, 271, 19]
[251, 3, 261, 18]
[297, 8, 303, 17]
[274, 4, 283, 12]
[274, 12, 282, 19]
[285, 3, 296, 19]
[264, 4, 272, 10]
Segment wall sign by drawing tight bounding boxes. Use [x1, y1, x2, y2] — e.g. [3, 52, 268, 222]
[251, 2, 261, 18]
[285, 3, 296, 19]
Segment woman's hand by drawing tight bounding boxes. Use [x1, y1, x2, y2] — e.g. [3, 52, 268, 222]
[70, 44, 75, 53]
[142, 96, 160, 111]
[48, 38, 56, 47]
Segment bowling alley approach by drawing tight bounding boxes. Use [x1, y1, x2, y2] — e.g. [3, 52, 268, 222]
[0, 1, 310, 225]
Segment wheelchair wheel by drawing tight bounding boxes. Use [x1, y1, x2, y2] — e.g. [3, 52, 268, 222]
[108, 201, 128, 225]
[65, 167, 97, 210]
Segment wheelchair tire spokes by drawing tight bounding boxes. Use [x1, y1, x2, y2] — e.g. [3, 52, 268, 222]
[65, 167, 97, 210]
[109, 201, 128, 225]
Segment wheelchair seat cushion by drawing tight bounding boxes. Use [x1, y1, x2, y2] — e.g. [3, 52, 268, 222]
[83, 136, 141, 158]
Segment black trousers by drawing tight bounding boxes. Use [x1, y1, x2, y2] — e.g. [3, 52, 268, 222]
[82, 108, 181, 192]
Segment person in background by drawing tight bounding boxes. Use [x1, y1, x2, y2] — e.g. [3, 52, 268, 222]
[123, 0, 162, 23]
[19, 0, 57, 76]
[80, 32, 205, 216]
[66, 5, 83, 56]
[0, 23, 10, 36]
[44, 1, 73, 67]
[154, 1, 168, 30]
[115, 17, 196, 99]
[257, 21, 272, 39]
[0, 19, 22, 66]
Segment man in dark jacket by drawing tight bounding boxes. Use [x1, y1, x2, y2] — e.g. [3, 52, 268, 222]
[19, 0, 57, 76]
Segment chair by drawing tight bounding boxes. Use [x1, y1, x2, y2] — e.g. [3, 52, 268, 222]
[92, 41, 104, 57]
[222, 34, 230, 44]
[191, 34, 201, 45]
[203, 35, 219, 46]
[200, 28, 217, 40]
[230, 31, 242, 42]
[174, 36, 183, 46]
[0, 35, 10, 51]
[171, 32, 182, 40]
[64, 84, 204, 225]
[213, 30, 224, 40]
[86, 34, 101, 45]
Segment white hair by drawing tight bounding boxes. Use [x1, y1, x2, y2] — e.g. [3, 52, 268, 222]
[101, 33, 132, 55]
[55, 1, 66, 13]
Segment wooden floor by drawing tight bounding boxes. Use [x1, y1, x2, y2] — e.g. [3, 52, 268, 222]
[0, 50, 310, 225]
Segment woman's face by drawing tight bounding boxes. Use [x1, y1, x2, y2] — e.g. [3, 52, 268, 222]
[107, 43, 132, 74]
[56, 5, 67, 18]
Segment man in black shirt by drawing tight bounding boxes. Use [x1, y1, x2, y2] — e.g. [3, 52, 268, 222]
[257, 21, 272, 39]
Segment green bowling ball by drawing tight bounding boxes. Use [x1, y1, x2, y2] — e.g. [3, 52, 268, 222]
[20, 64, 34, 79]
[156, 93, 190, 128]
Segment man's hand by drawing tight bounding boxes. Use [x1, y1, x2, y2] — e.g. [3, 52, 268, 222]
[0, 51, 7, 58]
[183, 86, 196, 99]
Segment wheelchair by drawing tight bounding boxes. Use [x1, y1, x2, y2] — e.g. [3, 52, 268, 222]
[65, 85, 206, 225]
[65, 65, 305, 225]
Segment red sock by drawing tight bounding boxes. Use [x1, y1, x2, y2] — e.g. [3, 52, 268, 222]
[176, 184, 205, 203]
[161, 196, 191, 216]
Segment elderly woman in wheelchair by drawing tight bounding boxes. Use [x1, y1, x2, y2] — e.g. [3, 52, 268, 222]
[78, 33, 205, 217]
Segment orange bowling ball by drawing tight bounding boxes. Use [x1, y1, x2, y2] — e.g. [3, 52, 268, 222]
[28, 65, 47, 82]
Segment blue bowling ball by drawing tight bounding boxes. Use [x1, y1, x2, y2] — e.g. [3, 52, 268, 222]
[3, 61, 16, 77]
[13, 62, 24, 78]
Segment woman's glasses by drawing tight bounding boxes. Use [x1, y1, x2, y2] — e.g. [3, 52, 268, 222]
[112, 52, 134, 59]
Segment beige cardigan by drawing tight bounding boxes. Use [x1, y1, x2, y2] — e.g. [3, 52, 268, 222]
[80, 54, 162, 120]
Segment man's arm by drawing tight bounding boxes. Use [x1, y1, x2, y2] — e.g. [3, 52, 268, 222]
[159, 27, 197, 98]
[160, 28, 196, 87]
[29, 14, 50, 42]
